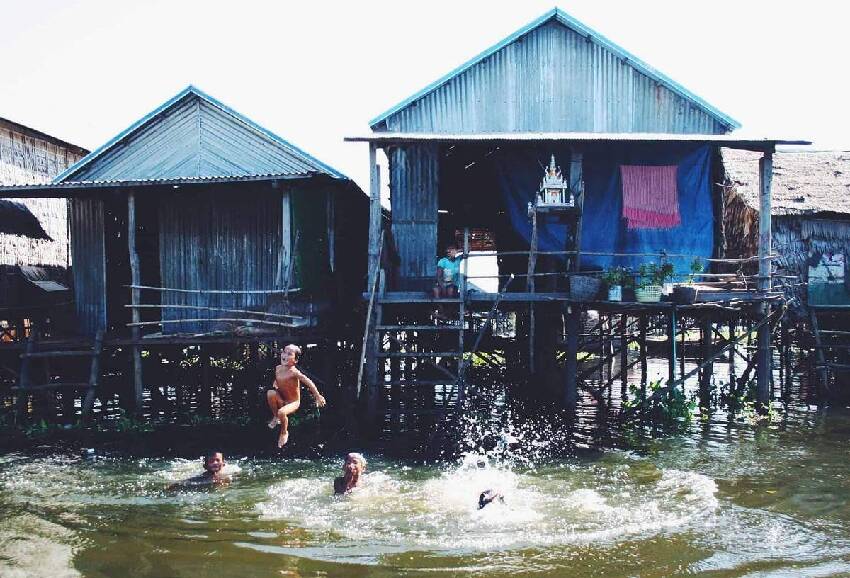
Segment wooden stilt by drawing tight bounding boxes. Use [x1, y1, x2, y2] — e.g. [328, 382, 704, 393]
[564, 305, 579, 414]
[699, 315, 713, 409]
[620, 314, 629, 397]
[668, 306, 678, 385]
[128, 191, 144, 412]
[639, 315, 648, 393]
[756, 150, 774, 410]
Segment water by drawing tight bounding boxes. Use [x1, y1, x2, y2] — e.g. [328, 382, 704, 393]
[2, 401, 850, 577]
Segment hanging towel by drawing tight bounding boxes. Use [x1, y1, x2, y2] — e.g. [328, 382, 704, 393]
[620, 165, 681, 229]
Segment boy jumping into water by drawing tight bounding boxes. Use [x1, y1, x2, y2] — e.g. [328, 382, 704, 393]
[266, 344, 326, 448]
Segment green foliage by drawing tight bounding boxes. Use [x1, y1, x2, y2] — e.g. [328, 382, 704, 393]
[601, 266, 634, 288]
[622, 379, 696, 429]
[690, 257, 705, 275]
[637, 261, 675, 288]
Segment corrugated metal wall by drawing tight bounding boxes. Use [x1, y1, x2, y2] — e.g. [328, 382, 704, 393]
[158, 188, 282, 334]
[390, 144, 439, 280]
[382, 21, 727, 135]
[69, 95, 321, 181]
[69, 197, 106, 335]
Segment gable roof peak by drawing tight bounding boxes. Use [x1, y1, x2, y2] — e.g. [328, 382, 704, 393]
[369, 7, 740, 131]
[55, 85, 346, 183]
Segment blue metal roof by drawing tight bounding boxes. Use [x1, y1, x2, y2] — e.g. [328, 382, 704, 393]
[369, 7, 740, 131]
[55, 85, 348, 183]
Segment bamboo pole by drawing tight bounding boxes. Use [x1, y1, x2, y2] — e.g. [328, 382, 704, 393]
[127, 318, 307, 328]
[126, 285, 301, 295]
[125, 303, 304, 320]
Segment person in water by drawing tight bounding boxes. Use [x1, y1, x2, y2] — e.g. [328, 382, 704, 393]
[171, 451, 231, 489]
[334, 452, 366, 494]
[478, 489, 504, 509]
[266, 344, 326, 448]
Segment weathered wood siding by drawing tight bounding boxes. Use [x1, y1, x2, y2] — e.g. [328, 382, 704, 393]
[0, 119, 86, 266]
[158, 188, 283, 334]
[69, 197, 106, 335]
[390, 144, 439, 282]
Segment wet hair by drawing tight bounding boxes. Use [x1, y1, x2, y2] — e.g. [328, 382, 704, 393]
[478, 489, 504, 510]
[203, 450, 224, 465]
[283, 344, 302, 362]
[345, 452, 366, 470]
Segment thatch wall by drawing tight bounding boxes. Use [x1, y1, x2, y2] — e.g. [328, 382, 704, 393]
[0, 118, 87, 267]
[721, 148, 850, 309]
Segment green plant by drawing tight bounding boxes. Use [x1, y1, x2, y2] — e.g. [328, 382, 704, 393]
[622, 379, 696, 429]
[637, 261, 674, 288]
[601, 266, 626, 286]
[688, 257, 705, 283]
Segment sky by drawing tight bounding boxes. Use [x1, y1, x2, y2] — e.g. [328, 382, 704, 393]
[2, 0, 848, 195]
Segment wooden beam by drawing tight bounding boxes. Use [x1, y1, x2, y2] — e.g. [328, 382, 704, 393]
[127, 191, 144, 412]
[756, 150, 774, 409]
[368, 144, 382, 284]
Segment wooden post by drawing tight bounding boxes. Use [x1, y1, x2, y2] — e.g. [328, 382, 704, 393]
[569, 151, 584, 271]
[527, 207, 538, 374]
[668, 306, 678, 385]
[127, 191, 144, 412]
[564, 305, 579, 414]
[639, 315, 648, 393]
[458, 228, 469, 402]
[728, 318, 736, 386]
[368, 144, 382, 285]
[699, 314, 713, 409]
[757, 150, 774, 410]
[620, 314, 629, 397]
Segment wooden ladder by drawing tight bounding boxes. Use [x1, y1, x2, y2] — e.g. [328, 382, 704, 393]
[14, 329, 104, 420]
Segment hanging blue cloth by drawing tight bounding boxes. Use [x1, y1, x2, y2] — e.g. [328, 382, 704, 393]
[492, 142, 713, 274]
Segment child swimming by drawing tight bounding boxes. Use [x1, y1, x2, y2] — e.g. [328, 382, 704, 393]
[170, 451, 231, 489]
[334, 453, 366, 494]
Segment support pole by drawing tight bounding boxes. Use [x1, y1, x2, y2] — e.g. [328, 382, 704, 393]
[368, 144, 382, 286]
[668, 306, 678, 386]
[757, 149, 774, 410]
[699, 314, 713, 409]
[127, 191, 144, 412]
[564, 305, 579, 414]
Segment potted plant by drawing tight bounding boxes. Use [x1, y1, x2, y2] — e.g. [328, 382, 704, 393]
[602, 266, 628, 301]
[636, 261, 674, 303]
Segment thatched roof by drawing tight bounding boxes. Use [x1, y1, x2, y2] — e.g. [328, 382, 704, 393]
[722, 148, 850, 217]
[0, 199, 51, 240]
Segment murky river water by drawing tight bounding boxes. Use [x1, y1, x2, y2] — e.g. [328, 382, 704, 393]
[2, 399, 850, 577]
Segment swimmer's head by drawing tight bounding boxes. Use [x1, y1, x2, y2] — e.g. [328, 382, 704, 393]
[343, 452, 366, 478]
[281, 344, 302, 366]
[478, 489, 504, 510]
[203, 451, 225, 474]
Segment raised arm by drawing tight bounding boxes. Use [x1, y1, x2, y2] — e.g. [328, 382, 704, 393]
[295, 369, 326, 407]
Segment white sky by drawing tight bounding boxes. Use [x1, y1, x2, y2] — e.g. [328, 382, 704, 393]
[2, 0, 847, 194]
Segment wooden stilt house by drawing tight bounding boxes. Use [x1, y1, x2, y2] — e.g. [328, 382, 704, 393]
[348, 8, 808, 427]
[1, 86, 367, 414]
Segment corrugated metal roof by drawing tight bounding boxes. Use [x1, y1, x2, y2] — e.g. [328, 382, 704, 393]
[55, 85, 348, 183]
[369, 8, 740, 132]
[0, 173, 329, 197]
[347, 132, 810, 147]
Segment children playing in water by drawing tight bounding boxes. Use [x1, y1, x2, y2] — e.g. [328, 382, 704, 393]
[170, 451, 231, 489]
[334, 452, 366, 494]
[266, 344, 326, 448]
